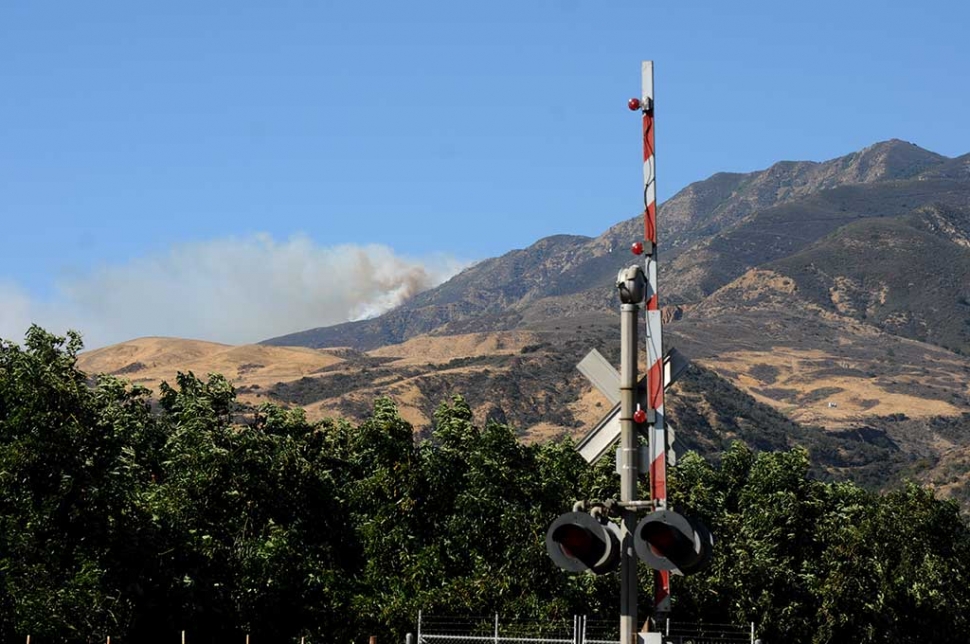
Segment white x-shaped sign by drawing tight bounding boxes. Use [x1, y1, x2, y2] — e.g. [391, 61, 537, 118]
[574, 348, 688, 464]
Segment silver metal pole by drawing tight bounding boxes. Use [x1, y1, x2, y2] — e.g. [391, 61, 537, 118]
[619, 301, 639, 644]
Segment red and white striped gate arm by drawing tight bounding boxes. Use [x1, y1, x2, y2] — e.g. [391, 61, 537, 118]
[639, 60, 671, 615]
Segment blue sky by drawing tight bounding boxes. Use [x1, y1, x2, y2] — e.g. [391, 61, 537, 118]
[2, 0, 969, 346]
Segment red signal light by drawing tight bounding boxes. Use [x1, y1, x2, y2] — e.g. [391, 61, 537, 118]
[555, 524, 595, 560]
[631, 241, 644, 256]
[634, 510, 714, 575]
[546, 511, 621, 575]
[633, 408, 647, 424]
[642, 522, 686, 558]
[628, 98, 641, 111]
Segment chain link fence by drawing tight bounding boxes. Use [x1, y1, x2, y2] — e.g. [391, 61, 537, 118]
[664, 621, 754, 644]
[415, 614, 756, 644]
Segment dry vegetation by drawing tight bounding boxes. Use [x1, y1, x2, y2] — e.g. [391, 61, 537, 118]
[78, 337, 344, 409]
[368, 330, 541, 365]
[701, 349, 964, 427]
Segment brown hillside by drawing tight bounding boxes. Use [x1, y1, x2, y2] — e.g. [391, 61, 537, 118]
[78, 338, 344, 406]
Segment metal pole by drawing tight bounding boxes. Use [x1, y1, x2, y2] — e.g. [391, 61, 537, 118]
[619, 300, 639, 644]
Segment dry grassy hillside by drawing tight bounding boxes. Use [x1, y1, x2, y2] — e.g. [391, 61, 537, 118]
[77, 324, 970, 506]
[78, 337, 345, 409]
[79, 321, 970, 433]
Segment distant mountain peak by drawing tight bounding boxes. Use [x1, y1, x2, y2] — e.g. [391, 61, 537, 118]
[841, 138, 947, 182]
[263, 139, 967, 353]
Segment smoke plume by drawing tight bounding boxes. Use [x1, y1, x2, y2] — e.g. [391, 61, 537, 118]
[0, 234, 468, 349]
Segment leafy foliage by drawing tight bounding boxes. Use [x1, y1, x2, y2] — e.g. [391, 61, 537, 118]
[670, 445, 970, 643]
[2, 327, 970, 642]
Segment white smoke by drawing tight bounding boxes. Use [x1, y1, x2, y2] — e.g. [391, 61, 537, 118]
[0, 234, 469, 349]
[0, 281, 34, 343]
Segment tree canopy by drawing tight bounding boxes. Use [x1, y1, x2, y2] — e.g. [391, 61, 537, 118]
[1, 326, 969, 643]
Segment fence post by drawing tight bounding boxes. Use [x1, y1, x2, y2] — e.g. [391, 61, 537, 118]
[406, 634, 414, 644]
[493, 613, 499, 644]
[750, 622, 755, 644]
[182, 630, 186, 644]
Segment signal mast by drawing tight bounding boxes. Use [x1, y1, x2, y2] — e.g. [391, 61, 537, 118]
[545, 62, 712, 644]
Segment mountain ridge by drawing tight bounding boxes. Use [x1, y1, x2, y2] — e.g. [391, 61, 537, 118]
[263, 139, 967, 351]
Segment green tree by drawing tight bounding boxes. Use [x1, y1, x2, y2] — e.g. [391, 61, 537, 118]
[3, 326, 970, 643]
[0, 326, 162, 641]
[668, 443, 970, 643]
[150, 373, 357, 643]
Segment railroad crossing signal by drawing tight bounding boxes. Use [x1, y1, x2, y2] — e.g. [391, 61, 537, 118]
[546, 508, 713, 577]
[550, 64, 716, 641]
[634, 510, 713, 576]
[546, 511, 621, 575]
[575, 347, 689, 464]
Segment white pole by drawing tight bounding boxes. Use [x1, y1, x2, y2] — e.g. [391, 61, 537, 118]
[640, 58, 672, 620]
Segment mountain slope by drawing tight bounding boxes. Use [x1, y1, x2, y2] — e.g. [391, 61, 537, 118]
[663, 179, 970, 303]
[263, 233, 624, 349]
[767, 204, 970, 354]
[79, 139, 970, 505]
[264, 140, 965, 352]
[78, 337, 346, 402]
[609, 138, 950, 262]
